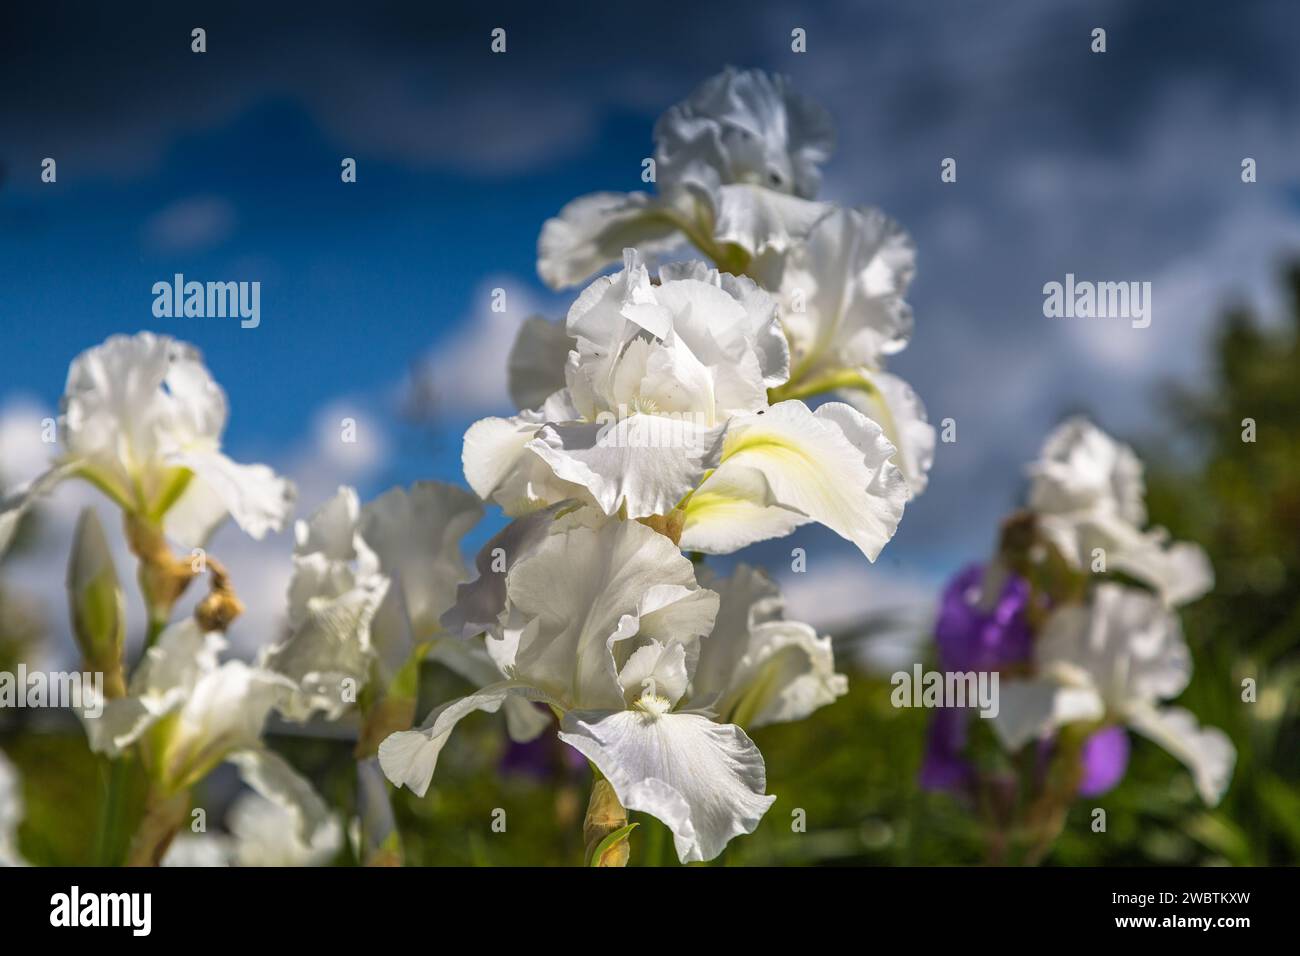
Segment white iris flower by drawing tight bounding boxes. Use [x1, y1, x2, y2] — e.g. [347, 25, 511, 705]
[1028, 418, 1213, 606]
[82, 619, 334, 846]
[992, 583, 1234, 805]
[0, 332, 295, 556]
[381, 516, 780, 863]
[538, 67, 834, 290]
[471, 251, 908, 560]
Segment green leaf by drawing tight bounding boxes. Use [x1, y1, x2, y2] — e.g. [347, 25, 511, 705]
[588, 822, 638, 867]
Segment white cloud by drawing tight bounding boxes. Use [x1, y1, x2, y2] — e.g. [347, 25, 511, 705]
[408, 276, 552, 420]
[1065, 201, 1300, 374]
[142, 196, 237, 254]
[0, 395, 54, 485]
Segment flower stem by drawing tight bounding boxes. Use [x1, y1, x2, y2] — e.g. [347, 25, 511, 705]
[95, 755, 131, 866]
[125, 786, 190, 866]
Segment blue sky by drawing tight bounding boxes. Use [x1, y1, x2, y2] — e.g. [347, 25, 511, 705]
[3, 0, 1300, 657]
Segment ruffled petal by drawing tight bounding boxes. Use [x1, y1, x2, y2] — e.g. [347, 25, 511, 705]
[774, 206, 915, 375]
[537, 192, 686, 290]
[225, 790, 342, 867]
[262, 570, 390, 721]
[161, 661, 292, 789]
[0, 462, 76, 557]
[690, 400, 907, 560]
[710, 184, 829, 258]
[359, 482, 482, 640]
[167, 449, 295, 544]
[558, 708, 775, 863]
[1037, 584, 1191, 705]
[1028, 417, 1147, 524]
[528, 414, 724, 519]
[653, 67, 833, 200]
[293, 486, 362, 561]
[1128, 704, 1236, 806]
[678, 464, 807, 554]
[837, 370, 935, 498]
[503, 519, 718, 709]
[83, 620, 220, 756]
[462, 415, 591, 516]
[441, 503, 575, 639]
[378, 681, 558, 796]
[426, 637, 552, 743]
[229, 748, 337, 848]
[691, 565, 845, 726]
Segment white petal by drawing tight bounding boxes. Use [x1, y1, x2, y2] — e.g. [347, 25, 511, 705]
[1038, 584, 1191, 706]
[263, 570, 390, 721]
[775, 206, 915, 374]
[463, 415, 539, 502]
[655, 262, 790, 389]
[161, 474, 234, 549]
[83, 693, 163, 757]
[710, 184, 829, 257]
[359, 482, 482, 640]
[690, 400, 907, 560]
[1036, 509, 1210, 607]
[558, 709, 775, 863]
[226, 790, 342, 867]
[503, 519, 718, 709]
[565, 248, 671, 346]
[508, 316, 576, 410]
[538, 191, 686, 290]
[378, 681, 557, 796]
[653, 67, 834, 200]
[426, 636, 551, 743]
[697, 564, 784, 671]
[1110, 535, 1215, 608]
[528, 414, 723, 519]
[618, 640, 690, 707]
[167, 450, 295, 544]
[61, 333, 184, 475]
[678, 465, 807, 554]
[462, 415, 590, 516]
[441, 503, 573, 639]
[163, 662, 291, 787]
[691, 565, 845, 726]
[294, 486, 362, 561]
[160, 834, 232, 867]
[837, 370, 935, 497]
[0, 751, 22, 866]
[0, 463, 75, 557]
[1028, 417, 1147, 525]
[60, 334, 271, 529]
[989, 679, 1105, 751]
[83, 620, 220, 756]
[229, 748, 337, 848]
[1128, 705, 1235, 806]
[731, 621, 846, 727]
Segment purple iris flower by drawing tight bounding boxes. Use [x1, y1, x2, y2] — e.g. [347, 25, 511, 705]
[934, 564, 1033, 673]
